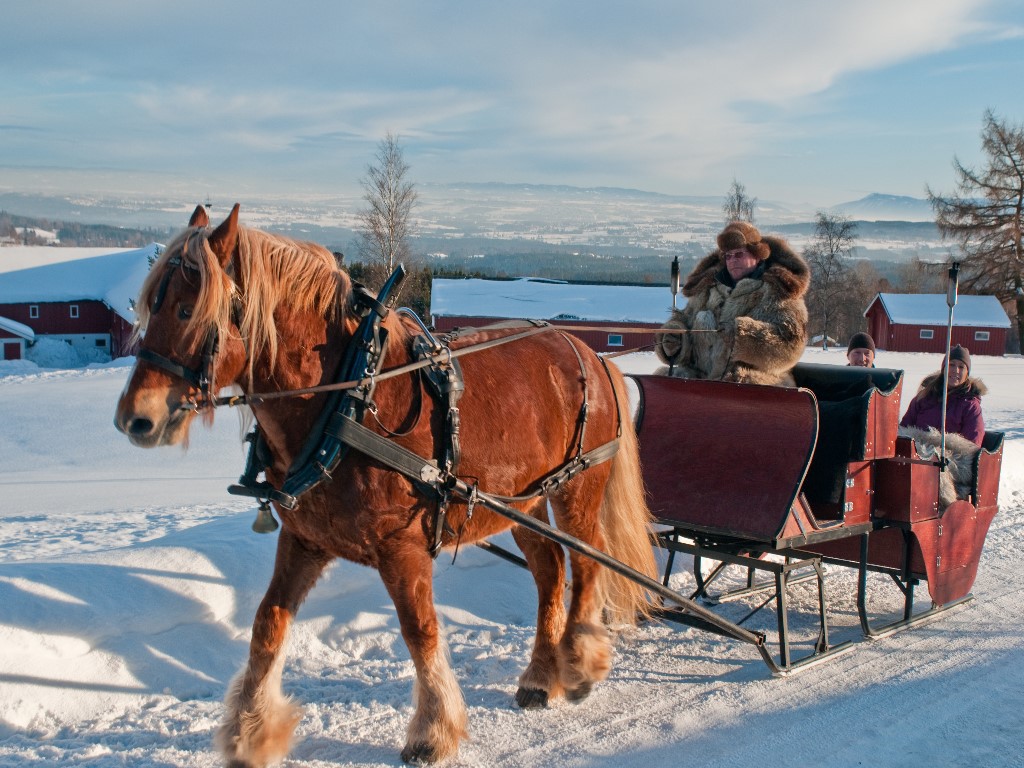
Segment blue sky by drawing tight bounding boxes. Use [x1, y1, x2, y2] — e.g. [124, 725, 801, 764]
[2, 0, 1022, 208]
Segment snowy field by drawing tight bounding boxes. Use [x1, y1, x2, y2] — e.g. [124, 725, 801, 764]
[1, 347, 1022, 767]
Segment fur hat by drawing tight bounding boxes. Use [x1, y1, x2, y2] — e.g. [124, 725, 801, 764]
[947, 344, 971, 372]
[717, 221, 771, 262]
[847, 332, 875, 353]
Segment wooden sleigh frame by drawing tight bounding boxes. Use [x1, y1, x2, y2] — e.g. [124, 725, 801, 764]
[631, 363, 1004, 673]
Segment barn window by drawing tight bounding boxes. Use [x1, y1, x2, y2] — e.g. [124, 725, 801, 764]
[29, 305, 39, 319]
[975, 330, 990, 342]
[919, 329, 934, 339]
[607, 334, 624, 347]
[69, 305, 79, 318]
[95, 338, 107, 347]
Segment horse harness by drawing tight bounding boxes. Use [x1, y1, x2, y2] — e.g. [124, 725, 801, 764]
[173, 265, 625, 557]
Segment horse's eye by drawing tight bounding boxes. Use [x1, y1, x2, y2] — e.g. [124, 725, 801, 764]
[178, 305, 194, 320]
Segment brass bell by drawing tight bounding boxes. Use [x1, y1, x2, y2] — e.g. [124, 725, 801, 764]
[251, 500, 279, 533]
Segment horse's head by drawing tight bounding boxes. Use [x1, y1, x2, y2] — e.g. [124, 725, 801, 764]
[115, 204, 249, 447]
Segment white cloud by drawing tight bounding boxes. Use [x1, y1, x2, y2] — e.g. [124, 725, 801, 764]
[0, 0, 1014, 203]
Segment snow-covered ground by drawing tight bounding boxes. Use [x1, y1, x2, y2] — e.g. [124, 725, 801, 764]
[1, 347, 1022, 767]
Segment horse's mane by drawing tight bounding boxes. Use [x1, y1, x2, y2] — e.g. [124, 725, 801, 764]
[135, 225, 348, 385]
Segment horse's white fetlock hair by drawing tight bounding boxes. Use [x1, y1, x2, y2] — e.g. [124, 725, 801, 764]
[217, 651, 302, 767]
[404, 632, 468, 762]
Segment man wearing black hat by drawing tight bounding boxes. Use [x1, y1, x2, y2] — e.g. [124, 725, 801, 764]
[846, 332, 876, 367]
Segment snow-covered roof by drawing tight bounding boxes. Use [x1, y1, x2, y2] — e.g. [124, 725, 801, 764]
[871, 293, 1011, 328]
[430, 277, 674, 324]
[0, 245, 138, 271]
[0, 244, 161, 323]
[0, 315, 34, 340]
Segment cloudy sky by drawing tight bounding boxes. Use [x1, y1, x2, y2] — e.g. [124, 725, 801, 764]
[2, 0, 1021, 208]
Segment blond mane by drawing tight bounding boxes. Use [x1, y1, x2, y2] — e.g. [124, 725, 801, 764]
[135, 224, 346, 387]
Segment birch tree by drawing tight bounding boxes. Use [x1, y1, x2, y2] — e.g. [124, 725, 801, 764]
[357, 132, 418, 287]
[804, 212, 859, 348]
[722, 178, 757, 223]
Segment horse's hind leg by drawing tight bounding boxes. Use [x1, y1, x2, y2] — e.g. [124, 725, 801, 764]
[511, 513, 567, 709]
[377, 537, 467, 764]
[217, 529, 332, 768]
[550, 487, 613, 703]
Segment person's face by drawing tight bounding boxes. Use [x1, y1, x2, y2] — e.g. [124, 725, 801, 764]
[724, 248, 758, 281]
[847, 348, 874, 367]
[947, 359, 969, 388]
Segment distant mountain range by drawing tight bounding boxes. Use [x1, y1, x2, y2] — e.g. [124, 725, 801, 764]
[1, 186, 935, 230]
[428, 184, 936, 223]
[427, 181, 725, 207]
[831, 193, 934, 223]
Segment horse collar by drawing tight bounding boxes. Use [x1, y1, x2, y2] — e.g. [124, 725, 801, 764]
[228, 265, 409, 513]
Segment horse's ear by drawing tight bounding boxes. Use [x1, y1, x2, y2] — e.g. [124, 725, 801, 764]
[188, 205, 209, 228]
[207, 204, 240, 270]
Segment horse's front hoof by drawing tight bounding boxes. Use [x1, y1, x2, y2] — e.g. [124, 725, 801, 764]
[401, 742, 438, 765]
[565, 681, 593, 703]
[515, 687, 549, 709]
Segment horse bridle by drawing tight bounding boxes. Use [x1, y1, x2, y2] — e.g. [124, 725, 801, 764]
[135, 253, 233, 412]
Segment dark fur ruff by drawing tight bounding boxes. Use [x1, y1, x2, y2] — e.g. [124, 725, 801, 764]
[655, 235, 810, 386]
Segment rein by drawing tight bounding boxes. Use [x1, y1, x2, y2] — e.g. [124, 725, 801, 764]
[201, 324, 703, 410]
[206, 321, 555, 409]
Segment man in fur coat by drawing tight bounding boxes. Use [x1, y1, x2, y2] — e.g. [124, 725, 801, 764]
[655, 221, 810, 386]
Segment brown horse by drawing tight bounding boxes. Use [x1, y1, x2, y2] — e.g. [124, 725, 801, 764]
[114, 205, 657, 766]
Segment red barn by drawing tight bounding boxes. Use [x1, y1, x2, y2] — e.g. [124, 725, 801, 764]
[0, 315, 34, 360]
[0, 245, 160, 361]
[864, 293, 1010, 356]
[430, 277, 671, 353]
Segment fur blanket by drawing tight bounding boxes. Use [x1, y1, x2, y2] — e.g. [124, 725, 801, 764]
[898, 426, 981, 509]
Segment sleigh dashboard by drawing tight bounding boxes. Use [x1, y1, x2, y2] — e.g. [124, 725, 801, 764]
[630, 363, 904, 548]
[630, 374, 818, 544]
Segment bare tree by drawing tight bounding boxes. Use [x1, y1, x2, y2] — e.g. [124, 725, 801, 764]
[804, 212, 858, 348]
[357, 132, 418, 287]
[928, 109, 1024, 352]
[894, 257, 947, 295]
[722, 178, 756, 223]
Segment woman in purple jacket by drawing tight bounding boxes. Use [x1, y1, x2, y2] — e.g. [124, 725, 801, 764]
[899, 345, 987, 446]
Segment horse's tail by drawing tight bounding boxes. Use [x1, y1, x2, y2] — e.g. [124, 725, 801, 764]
[595, 365, 658, 626]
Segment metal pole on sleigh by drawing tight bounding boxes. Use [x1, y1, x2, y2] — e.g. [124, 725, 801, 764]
[670, 256, 680, 310]
[668, 256, 681, 376]
[938, 261, 960, 474]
